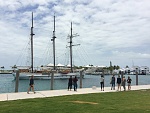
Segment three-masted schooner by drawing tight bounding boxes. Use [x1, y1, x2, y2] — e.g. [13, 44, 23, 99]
[12, 12, 84, 80]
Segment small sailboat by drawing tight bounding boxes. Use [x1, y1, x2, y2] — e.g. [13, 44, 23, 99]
[12, 13, 84, 80]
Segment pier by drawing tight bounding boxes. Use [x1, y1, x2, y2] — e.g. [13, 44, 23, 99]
[0, 85, 150, 101]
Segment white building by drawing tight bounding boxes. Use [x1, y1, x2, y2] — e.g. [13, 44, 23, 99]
[130, 66, 140, 75]
[140, 66, 149, 75]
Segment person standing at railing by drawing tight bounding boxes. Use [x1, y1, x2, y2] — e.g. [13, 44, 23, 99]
[73, 76, 78, 91]
[117, 75, 121, 91]
[110, 74, 115, 90]
[100, 75, 104, 91]
[127, 76, 132, 90]
[122, 76, 126, 91]
[68, 76, 72, 91]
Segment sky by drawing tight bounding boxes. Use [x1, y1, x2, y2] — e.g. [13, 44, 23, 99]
[0, 0, 150, 69]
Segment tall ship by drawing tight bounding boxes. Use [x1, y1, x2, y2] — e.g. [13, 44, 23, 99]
[12, 12, 84, 80]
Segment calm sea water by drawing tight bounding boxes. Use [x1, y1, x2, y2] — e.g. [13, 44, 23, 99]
[0, 74, 150, 94]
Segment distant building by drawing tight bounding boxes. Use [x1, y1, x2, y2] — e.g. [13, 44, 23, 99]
[140, 66, 149, 75]
[131, 66, 140, 74]
[119, 66, 150, 75]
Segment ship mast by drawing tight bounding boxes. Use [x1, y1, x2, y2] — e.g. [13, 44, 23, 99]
[69, 22, 80, 73]
[70, 22, 73, 72]
[30, 12, 35, 73]
[51, 14, 56, 70]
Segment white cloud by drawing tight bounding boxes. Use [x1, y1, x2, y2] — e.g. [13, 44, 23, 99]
[0, 0, 150, 69]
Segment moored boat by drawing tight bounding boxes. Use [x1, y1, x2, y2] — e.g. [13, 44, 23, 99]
[12, 71, 81, 80]
[12, 12, 84, 80]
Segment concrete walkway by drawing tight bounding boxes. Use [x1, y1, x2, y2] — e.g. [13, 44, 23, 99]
[0, 85, 150, 101]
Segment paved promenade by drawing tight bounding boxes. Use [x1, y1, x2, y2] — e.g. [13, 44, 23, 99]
[0, 85, 150, 101]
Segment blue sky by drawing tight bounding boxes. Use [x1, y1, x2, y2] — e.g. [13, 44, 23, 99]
[0, 0, 150, 69]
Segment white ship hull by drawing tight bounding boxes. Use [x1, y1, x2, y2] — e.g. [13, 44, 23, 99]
[12, 72, 83, 80]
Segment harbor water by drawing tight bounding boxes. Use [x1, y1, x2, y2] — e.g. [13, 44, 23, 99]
[0, 74, 150, 94]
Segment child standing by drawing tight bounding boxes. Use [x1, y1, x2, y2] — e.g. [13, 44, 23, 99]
[127, 76, 132, 90]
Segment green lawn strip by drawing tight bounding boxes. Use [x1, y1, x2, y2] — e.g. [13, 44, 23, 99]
[0, 90, 150, 113]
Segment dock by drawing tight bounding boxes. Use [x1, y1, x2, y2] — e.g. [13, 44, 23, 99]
[0, 85, 150, 101]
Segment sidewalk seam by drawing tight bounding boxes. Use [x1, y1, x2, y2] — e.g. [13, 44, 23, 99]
[7, 94, 8, 101]
[37, 92, 47, 97]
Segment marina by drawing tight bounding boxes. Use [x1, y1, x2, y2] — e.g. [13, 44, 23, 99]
[0, 74, 150, 94]
[1, 2, 150, 113]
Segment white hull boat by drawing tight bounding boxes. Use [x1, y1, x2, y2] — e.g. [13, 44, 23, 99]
[12, 72, 83, 80]
[12, 13, 85, 80]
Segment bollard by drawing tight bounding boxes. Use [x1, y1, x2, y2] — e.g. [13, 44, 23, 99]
[15, 70, 19, 92]
[80, 71, 82, 88]
[136, 72, 138, 85]
[51, 71, 54, 90]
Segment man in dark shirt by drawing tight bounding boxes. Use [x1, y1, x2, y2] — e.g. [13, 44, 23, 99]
[73, 76, 78, 91]
[68, 76, 72, 91]
[117, 75, 121, 91]
[111, 75, 115, 90]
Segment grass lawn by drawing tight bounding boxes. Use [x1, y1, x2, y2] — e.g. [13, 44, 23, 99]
[0, 89, 150, 113]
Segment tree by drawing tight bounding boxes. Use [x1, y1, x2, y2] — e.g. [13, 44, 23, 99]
[113, 65, 116, 70]
[1, 66, 4, 69]
[116, 65, 120, 70]
[126, 65, 129, 68]
[1, 66, 4, 72]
